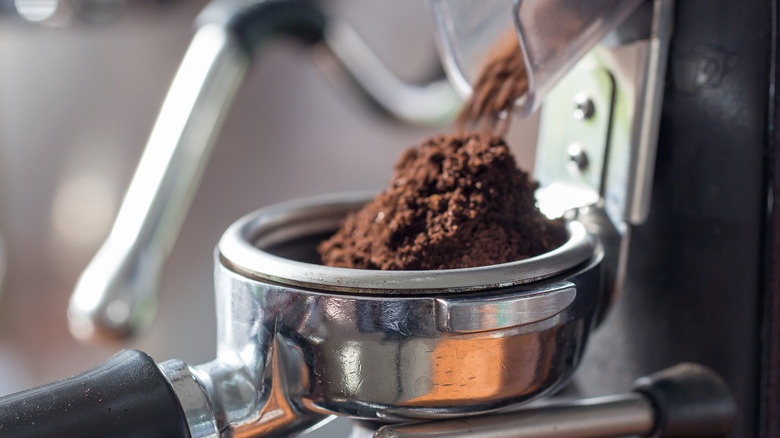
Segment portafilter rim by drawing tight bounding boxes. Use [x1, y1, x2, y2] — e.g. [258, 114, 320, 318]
[218, 191, 596, 294]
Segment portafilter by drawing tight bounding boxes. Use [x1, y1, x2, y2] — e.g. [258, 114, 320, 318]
[0, 192, 605, 436]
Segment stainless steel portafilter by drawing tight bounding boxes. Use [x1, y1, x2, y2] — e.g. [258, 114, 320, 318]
[5, 193, 605, 436]
[0, 194, 734, 437]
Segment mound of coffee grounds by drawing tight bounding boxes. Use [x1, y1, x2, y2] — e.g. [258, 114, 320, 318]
[456, 34, 527, 133]
[318, 31, 563, 270]
[317, 132, 566, 270]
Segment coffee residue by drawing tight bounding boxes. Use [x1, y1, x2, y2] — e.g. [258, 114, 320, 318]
[318, 33, 565, 270]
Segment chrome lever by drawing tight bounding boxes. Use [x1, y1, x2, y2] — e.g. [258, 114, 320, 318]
[68, 0, 327, 342]
[68, 24, 250, 342]
[312, 20, 462, 126]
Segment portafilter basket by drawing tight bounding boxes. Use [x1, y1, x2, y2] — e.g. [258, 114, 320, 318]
[190, 192, 604, 435]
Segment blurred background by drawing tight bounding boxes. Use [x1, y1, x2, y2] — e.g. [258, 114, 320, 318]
[0, 1, 538, 435]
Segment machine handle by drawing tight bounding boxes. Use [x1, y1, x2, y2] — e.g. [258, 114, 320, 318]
[312, 20, 461, 126]
[0, 350, 190, 438]
[68, 0, 327, 342]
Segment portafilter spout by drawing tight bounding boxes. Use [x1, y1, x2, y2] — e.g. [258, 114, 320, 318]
[67, 0, 326, 342]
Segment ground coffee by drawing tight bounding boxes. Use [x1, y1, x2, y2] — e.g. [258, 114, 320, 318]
[318, 32, 565, 270]
[456, 34, 527, 134]
[318, 132, 565, 270]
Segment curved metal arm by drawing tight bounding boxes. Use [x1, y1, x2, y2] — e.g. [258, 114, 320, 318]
[313, 20, 462, 126]
[68, 24, 249, 342]
[68, 0, 326, 342]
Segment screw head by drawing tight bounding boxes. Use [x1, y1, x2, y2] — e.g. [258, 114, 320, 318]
[567, 143, 589, 172]
[573, 93, 595, 120]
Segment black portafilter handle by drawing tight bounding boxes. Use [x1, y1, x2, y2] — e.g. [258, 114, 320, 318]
[0, 350, 190, 438]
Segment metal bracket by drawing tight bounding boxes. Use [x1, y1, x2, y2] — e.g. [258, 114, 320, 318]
[535, 58, 616, 220]
[533, 0, 673, 316]
[534, 0, 673, 233]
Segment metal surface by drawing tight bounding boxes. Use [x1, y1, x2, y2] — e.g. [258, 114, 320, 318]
[573, 94, 595, 121]
[67, 23, 249, 342]
[535, 0, 673, 229]
[371, 393, 654, 438]
[435, 282, 576, 333]
[368, 362, 736, 438]
[572, 2, 775, 437]
[160, 359, 220, 438]
[195, 337, 330, 437]
[163, 194, 604, 436]
[202, 262, 598, 421]
[219, 192, 597, 294]
[621, 0, 673, 225]
[427, 0, 642, 117]
[533, 0, 673, 339]
[535, 59, 615, 219]
[314, 20, 461, 126]
[513, 0, 644, 116]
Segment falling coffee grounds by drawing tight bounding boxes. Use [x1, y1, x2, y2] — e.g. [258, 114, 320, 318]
[318, 132, 566, 270]
[318, 32, 565, 270]
[456, 34, 528, 134]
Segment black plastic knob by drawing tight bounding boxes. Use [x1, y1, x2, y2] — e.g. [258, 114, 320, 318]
[634, 363, 736, 437]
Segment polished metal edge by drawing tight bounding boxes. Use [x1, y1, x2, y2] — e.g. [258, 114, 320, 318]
[218, 193, 597, 294]
[435, 281, 577, 332]
[160, 359, 220, 438]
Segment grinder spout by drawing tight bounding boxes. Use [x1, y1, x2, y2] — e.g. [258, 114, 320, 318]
[429, 0, 645, 117]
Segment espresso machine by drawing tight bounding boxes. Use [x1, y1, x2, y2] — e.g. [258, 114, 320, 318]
[0, 0, 776, 437]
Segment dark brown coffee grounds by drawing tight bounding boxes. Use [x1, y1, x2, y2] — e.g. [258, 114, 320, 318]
[317, 132, 566, 270]
[455, 34, 527, 134]
[318, 31, 562, 270]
